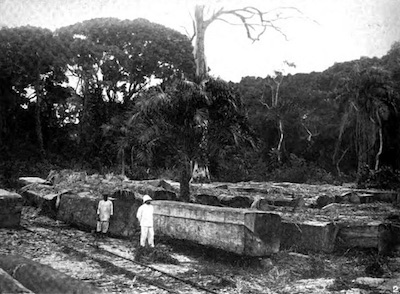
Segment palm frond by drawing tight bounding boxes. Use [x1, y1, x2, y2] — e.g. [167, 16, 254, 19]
[194, 108, 209, 127]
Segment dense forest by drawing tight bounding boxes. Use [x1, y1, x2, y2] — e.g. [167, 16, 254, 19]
[1, 17, 400, 191]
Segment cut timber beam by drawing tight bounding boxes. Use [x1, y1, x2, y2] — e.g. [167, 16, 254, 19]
[0, 267, 33, 294]
[57, 192, 143, 237]
[337, 221, 381, 249]
[0, 255, 101, 294]
[153, 201, 281, 256]
[281, 221, 339, 253]
[20, 190, 61, 217]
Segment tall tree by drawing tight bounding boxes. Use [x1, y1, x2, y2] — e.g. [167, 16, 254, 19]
[328, 59, 397, 176]
[0, 26, 68, 157]
[188, 4, 303, 179]
[190, 4, 303, 78]
[57, 18, 195, 160]
[57, 18, 195, 105]
[129, 78, 254, 201]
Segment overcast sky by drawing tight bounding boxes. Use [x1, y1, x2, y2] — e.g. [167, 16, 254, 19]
[1, 0, 399, 82]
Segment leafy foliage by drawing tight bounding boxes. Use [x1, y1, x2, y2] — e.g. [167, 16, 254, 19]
[127, 77, 255, 199]
[57, 18, 195, 103]
[1, 18, 400, 190]
[357, 165, 400, 190]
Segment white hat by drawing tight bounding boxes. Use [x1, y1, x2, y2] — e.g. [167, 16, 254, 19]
[143, 195, 152, 203]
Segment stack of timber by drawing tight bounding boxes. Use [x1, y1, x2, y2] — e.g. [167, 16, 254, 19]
[0, 189, 23, 228]
[17, 170, 400, 255]
[18, 172, 281, 256]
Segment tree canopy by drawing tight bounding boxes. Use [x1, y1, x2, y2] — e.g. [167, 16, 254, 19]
[1, 17, 400, 191]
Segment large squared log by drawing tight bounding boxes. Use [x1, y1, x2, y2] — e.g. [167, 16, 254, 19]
[0, 255, 100, 294]
[254, 196, 305, 210]
[336, 221, 381, 249]
[218, 194, 252, 208]
[355, 190, 399, 204]
[191, 194, 221, 206]
[57, 191, 143, 237]
[0, 189, 23, 228]
[20, 190, 61, 218]
[280, 220, 339, 253]
[0, 267, 34, 294]
[128, 182, 178, 201]
[153, 201, 281, 256]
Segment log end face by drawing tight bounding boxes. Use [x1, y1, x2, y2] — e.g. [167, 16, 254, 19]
[245, 213, 282, 255]
[0, 190, 23, 228]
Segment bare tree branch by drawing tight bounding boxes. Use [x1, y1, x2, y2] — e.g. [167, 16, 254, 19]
[302, 123, 320, 141]
[336, 147, 349, 177]
[207, 6, 306, 42]
[182, 8, 197, 42]
[260, 98, 271, 109]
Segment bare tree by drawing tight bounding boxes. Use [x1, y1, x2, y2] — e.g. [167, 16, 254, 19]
[186, 3, 304, 178]
[260, 61, 296, 163]
[189, 4, 304, 78]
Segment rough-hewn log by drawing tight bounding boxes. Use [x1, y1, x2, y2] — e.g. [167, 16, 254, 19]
[191, 194, 221, 206]
[119, 185, 177, 201]
[217, 194, 252, 208]
[254, 196, 305, 210]
[0, 267, 34, 293]
[125, 183, 178, 201]
[315, 195, 335, 208]
[18, 177, 49, 186]
[158, 179, 180, 193]
[335, 191, 361, 204]
[20, 190, 44, 207]
[235, 187, 269, 193]
[0, 189, 23, 228]
[0, 255, 101, 293]
[57, 192, 142, 237]
[153, 201, 281, 256]
[377, 215, 400, 256]
[192, 187, 253, 208]
[336, 221, 381, 249]
[20, 190, 61, 217]
[280, 221, 339, 253]
[351, 189, 399, 204]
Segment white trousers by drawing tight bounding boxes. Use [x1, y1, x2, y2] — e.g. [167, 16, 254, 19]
[140, 226, 154, 247]
[96, 221, 109, 233]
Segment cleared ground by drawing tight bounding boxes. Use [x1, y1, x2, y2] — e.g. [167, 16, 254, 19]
[1, 206, 400, 293]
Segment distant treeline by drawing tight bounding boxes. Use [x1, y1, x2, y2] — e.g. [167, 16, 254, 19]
[1, 18, 400, 190]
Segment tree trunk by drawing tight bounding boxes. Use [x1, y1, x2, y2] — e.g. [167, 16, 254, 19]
[121, 149, 125, 176]
[356, 111, 378, 176]
[332, 106, 351, 170]
[194, 5, 209, 79]
[179, 157, 192, 202]
[34, 83, 45, 158]
[277, 119, 284, 163]
[374, 114, 383, 171]
[335, 147, 349, 177]
[191, 5, 211, 186]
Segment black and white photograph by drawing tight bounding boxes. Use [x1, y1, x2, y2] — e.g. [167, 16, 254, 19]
[1, 0, 400, 293]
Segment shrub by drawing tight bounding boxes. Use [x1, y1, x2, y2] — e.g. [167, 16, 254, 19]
[357, 165, 400, 190]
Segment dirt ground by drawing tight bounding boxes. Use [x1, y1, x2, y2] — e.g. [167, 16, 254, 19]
[1, 206, 400, 294]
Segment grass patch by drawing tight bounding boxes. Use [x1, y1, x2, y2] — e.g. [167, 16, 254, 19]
[135, 245, 180, 264]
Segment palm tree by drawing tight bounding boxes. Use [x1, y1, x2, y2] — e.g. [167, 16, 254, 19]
[333, 61, 396, 176]
[128, 77, 254, 201]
